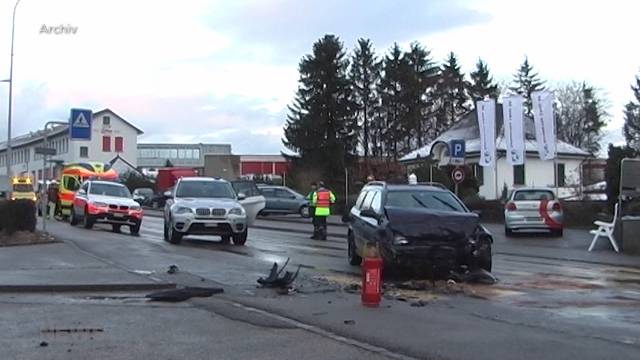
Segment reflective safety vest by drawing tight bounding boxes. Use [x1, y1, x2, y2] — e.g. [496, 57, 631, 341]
[312, 189, 335, 217]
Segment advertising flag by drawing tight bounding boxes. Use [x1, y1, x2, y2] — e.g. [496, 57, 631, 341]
[502, 95, 525, 165]
[476, 99, 496, 167]
[531, 91, 556, 160]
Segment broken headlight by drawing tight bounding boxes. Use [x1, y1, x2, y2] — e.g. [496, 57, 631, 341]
[393, 234, 409, 245]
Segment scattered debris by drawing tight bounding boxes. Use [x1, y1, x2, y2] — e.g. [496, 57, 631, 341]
[463, 269, 498, 285]
[395, 281, 428, 291]
[39, 341, 48, 347]
[447, 279, 457, 286]
[257, 258, 301, 289]
[411, 300, 428, 307]
[167, 265, 179, 274]
[343, 283, 361, 294]
[132, 270, 154, 276]
[146, 287, 224, 302]
[343, 320, 356, 325]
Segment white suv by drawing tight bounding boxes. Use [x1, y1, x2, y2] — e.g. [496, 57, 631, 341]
[163, 177, 248, 245]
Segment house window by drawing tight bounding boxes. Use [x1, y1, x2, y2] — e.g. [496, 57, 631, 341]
[473, 164, 484, 186]
[103, 116, 111, 125]
[557, 163, 566, 187]
[102, 136, 111, 152]
[80, 146, 89, 158]
[115, 137, 123, 152]
[514, 165, 525, 185]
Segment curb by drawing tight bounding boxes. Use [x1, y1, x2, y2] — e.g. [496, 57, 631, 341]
[0, 282, 177, 293]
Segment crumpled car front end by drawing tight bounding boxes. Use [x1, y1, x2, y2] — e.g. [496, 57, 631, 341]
[378, 206, 492, 273]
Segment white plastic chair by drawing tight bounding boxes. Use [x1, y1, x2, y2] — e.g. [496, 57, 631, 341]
[589, 203, 620, 252]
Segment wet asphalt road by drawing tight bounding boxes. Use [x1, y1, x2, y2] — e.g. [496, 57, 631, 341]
[40, 214, 640, 359]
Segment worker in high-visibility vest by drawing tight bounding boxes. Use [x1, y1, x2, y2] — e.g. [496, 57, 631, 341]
[311, 182, 336, 240]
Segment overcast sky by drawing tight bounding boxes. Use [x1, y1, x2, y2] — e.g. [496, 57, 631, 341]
[0, 0, 637, 155]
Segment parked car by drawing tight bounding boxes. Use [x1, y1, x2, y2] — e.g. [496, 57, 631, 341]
[504, 187, 563, 236]
[132, 187, 154, 206]
[69, 180, 143, 235]
[257, 185, 310, 217]
[163, 177, 248, 245]
[346, 182, 492, 274]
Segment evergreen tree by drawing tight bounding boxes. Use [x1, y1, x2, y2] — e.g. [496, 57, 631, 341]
[468, 58, 499, 101]
[379, 43, 410, 158]
[402, 42, 439, 149]
[433, 52, 469, 136]
[283, 35, 356, 179]
[349, 38, 381, 160]
[623, 74, 640, 151]
[555, 82, 608, 154]
[510, 57, 546, 116]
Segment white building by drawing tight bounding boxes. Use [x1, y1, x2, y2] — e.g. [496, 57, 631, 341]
[0, 109, 143, 182]
[400, 106, 591, 200]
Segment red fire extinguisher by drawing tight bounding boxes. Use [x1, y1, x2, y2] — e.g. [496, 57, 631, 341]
[361, 256, 383, 307]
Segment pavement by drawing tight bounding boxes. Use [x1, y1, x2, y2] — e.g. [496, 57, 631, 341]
[1, 215, 640, 359]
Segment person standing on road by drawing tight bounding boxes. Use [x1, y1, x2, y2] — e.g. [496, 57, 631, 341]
[312, 182, 336, 240]
[47, 181, 59, 219]
[306, 183, 318, 239]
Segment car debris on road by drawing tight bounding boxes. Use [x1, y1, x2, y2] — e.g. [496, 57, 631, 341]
[257, 258, 301, 290]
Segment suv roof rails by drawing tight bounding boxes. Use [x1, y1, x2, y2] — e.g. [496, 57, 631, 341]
[366, 181, 386, 187]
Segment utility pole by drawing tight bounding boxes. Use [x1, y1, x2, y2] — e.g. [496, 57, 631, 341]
[39, 121, 67, 232]
[3, 0, 22, 178]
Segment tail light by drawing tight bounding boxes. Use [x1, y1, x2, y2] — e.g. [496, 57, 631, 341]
[552, 202, 562, 212]
[505, 202, 517, 211]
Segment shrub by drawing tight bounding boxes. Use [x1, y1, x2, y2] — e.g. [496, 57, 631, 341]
[0, 199, 37, 234]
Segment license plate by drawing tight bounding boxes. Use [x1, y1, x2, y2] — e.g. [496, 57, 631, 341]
[112, 213, 125, 218]
[205, 223, 218, 228]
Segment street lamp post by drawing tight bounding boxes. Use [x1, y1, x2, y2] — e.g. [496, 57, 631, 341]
[4, 0, 22, 178]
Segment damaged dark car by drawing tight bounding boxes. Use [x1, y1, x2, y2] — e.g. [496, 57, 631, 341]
[347, 182, 492, 275]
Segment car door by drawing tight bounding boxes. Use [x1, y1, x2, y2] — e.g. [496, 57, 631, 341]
[231, 180, 266, 226]
[359, 190, 382, 248]
[275, 188, 297, 213]
[353, 190, 378, 250]
[74, 182, 90, 216]
[260, 188, 278, 211]
[349, 189, 368, 245]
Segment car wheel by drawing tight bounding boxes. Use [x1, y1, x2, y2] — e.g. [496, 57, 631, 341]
[348, 232, 362, 266]
[83, 209, 94, 229]
[299, 205, 310, 218]
[112, 224, 121, 233]
[505, 226, 513, 237]
[232, 229, 248, 246]
[163, 221, 169, 241]
[69, 208, 79, 226]
[130, 221, 141, 236]
[167, 223, 183, 244]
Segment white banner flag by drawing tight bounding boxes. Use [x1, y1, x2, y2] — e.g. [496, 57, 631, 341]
[531, 91, 556, 160]
[502, 95, 525, 165]
[476, 99, 496, 167]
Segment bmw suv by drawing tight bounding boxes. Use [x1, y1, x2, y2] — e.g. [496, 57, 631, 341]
[163, 177, 248, 245]
[347, 182, 492, 275]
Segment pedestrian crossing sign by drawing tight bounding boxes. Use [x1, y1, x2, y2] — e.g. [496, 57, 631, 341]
[69, 108, 93, 140]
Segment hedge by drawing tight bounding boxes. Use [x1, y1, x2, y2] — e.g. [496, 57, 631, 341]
[0, 199, 37, 234]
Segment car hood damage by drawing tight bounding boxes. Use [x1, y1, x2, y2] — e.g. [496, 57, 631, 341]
[384, 206, 480, 242]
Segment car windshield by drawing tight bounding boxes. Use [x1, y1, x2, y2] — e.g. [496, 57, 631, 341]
[90, 183, 131, 198]
[176, 181, 235, 198]
[386, 190, 466, 212]
[513, 190, 555, 201]
[231, 181, 261, 197]
[13, 184, 33, 192]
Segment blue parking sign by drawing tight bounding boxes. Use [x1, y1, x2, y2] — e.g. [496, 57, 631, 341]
[450, 139, 466, 159]
[69, 108, 92, 140]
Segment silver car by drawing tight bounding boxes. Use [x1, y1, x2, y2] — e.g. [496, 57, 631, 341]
[504, 187, 564, 237]
[163, 177, 248, 245]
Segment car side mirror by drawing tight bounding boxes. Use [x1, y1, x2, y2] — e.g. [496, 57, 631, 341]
[237, 192, 246, 201]
[472, 209, 482, 217]
[77, 189, 86, 196]
[360, 208, 379, 220]
[163, 190, 172, 198]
